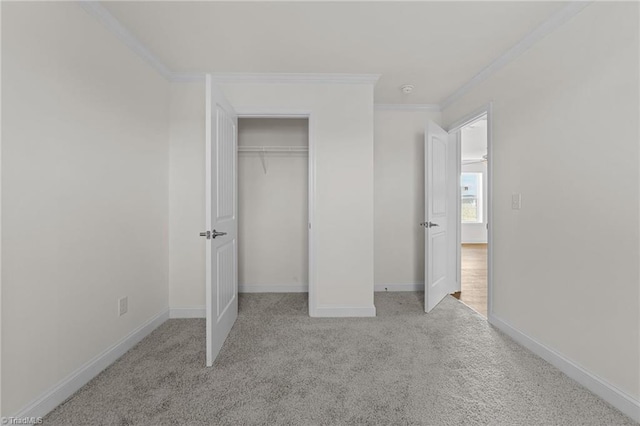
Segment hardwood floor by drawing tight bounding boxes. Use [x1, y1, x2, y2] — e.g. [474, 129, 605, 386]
[458, 243, 487, 317]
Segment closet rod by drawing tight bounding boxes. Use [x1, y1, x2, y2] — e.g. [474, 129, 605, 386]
[237, 146, 308, 153]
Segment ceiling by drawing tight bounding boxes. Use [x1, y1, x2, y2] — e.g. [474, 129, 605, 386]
[103, 1, 567, 104]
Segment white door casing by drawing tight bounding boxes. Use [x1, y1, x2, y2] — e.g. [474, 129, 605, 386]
[205, 75, 238, 366]
[446, 104, 492, 318]
[424, 120, 459, 312]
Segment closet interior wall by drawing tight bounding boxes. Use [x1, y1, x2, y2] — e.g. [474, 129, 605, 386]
[237, 118, 309, 293]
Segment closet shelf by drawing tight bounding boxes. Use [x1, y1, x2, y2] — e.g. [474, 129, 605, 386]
[238, 146, 308, 153]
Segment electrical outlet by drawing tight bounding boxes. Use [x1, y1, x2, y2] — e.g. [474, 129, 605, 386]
[511, 193, 522, 210]
[118, 296, 128, 317]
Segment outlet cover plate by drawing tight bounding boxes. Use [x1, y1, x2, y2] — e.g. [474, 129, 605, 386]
[118, 297, 128, 316]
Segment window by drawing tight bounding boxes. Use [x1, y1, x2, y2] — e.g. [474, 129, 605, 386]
[461, 172, 482, 223]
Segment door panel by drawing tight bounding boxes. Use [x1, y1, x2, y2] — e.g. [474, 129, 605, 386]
[431, 136, 448, 215]
[432, 233, 447, 285]
[424, 121, 458, 313]
[216, 110, 235, 220]
[216, 240, 236, 319]
[206, 75, 238, 366]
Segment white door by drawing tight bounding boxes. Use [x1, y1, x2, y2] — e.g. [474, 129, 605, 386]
[423, 121, 459, 312]
[204, 75, 238, 366]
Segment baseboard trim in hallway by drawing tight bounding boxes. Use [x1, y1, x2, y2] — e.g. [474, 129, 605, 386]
[488, 313, 640, 422]
[13, 309, 170, 420]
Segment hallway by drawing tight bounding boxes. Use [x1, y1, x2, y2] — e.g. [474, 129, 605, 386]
[459, 243, 488, 317]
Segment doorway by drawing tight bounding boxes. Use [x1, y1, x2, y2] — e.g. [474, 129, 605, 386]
[236, 117, 311, 300]
[204, 78, 316, 365]
[448, 108, 491, 318]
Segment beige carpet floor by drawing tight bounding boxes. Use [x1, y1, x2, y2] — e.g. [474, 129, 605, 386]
[44, 293, 635, 425]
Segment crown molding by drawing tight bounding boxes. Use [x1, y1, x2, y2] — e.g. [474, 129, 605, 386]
[440, 1, 592, 110]
[76, 3, 380, 87]
[79, 1, 172, 80]
[374, 104, 441, 112]
[207, 73, 381, 85]
[168, 72, 381, 85]
[80, 0, 590, 104]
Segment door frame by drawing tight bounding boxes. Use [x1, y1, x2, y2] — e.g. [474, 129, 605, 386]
[233, 107, 317, 317]
[446, 103, 493, 318]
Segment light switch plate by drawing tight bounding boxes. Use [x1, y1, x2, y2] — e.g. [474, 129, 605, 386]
[512, 193, 522, 210]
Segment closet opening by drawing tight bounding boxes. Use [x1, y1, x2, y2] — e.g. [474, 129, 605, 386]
[237, 117, 311, 310]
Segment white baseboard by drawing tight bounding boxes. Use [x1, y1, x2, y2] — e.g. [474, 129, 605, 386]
[375, 283, 424, 292]
[239, 283, 308, 293]
[13, 308, 170, 420]
[488, 313, 640, 422]
[169, 285, 309, 319]
[171, 300, 376, 319]
[169, 307, 206, 319]
[313, 305, 376, 318]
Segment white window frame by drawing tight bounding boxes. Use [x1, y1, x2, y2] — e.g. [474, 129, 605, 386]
[461, 171, 483, 224]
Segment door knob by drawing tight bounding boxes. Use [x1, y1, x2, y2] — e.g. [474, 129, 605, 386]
[420, 222, 439, 228]
[211, 229, 227, 239]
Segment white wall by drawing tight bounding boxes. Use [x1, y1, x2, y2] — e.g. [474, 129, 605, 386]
[168, 82, 375, 315]
[373, 109, 441, 289]
[460, 121, 487, 159]
[168, 82, 206, 311]
[2, 2, 170, 416]
[443, 2, 639, 404]
[238, 118, 308, 291]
